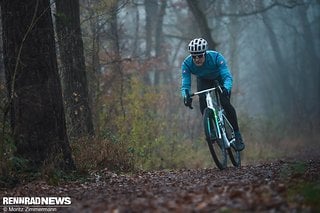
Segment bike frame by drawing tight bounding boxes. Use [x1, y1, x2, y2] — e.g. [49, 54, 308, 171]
[192, 87, 235, 148]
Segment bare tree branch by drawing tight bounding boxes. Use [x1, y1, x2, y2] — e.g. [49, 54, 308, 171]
[215, 0, 312, 17]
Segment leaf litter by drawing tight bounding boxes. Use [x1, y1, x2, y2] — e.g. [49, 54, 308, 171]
[1, 149, 319, 212]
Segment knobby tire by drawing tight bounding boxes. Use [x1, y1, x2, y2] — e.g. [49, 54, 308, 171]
[228, 147, 241, 167]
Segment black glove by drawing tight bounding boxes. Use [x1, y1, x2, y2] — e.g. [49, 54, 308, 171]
[184, 90, 193, 109]
[184, 96, 193, 109]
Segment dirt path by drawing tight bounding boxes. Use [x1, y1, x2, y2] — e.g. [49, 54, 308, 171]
[1, 152, 319, 212]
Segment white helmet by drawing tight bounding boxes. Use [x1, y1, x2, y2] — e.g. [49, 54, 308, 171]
[188, 38, 208, 54]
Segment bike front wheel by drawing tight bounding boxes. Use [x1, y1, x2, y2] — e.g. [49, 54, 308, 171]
[203, 108, 227, 170]
[222, 114, 241, 167]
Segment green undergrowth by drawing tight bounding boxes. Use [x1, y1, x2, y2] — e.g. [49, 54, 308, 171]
[71, 134, 213, 173]
[281, 162, 320, 211]
[287, 181, 320, 210]
[280, 161, 307, 179]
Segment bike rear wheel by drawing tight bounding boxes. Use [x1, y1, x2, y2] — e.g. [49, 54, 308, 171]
[203, 108, 227, 170]
[228, 146, 241, 167]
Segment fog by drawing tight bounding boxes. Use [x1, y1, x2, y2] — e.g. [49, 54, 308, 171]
[115, 0, 320, 137]
[1, 0, 319, 147]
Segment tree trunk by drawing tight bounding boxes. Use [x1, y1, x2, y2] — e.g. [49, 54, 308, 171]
[154, 0, 167, 85]
[1, 0, 75, 170]
[144, 0, 158, 85]
[261, 12, 291, 108]
[55, 0, 94, 140]
[144, 0, 158, 58]
[109, 0, 126, 119]
[83, 0, 102, 136]
[186, 0, 217, 50]
[297, 4, 320, 131]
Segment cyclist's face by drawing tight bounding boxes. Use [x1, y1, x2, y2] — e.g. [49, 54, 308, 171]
[192, 53, 205, 66]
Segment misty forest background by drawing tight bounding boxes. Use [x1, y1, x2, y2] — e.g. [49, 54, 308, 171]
[0, 0, 319, 178]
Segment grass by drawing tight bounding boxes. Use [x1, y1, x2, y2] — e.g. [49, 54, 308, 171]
[279, 161, 320, 211]
[286, 181, 320, 211]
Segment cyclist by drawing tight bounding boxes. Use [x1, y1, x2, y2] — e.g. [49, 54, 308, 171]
[181, 38, 245, 151]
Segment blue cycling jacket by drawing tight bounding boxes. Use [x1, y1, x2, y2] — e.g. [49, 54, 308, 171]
[181, 50, 233, 97]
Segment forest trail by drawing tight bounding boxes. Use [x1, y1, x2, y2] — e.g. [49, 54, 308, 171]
[1, 149, 319, 212]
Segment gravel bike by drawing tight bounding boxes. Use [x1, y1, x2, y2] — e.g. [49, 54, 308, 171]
[185, 82, 241, 170]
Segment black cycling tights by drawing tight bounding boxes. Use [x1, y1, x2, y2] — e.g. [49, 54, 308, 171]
[197, 78, 239, 132]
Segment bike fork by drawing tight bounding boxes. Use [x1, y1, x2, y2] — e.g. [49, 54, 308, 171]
[219, 111, 235, 148]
